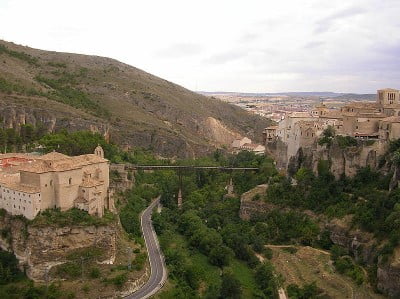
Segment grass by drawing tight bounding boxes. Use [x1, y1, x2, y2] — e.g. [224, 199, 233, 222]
[226, 259, 258, 298]
[30, 208, 116, 227]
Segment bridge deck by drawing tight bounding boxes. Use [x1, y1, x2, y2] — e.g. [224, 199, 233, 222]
[125, 165, 259, 171]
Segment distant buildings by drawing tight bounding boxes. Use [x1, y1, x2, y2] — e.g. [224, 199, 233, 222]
[264, 88, 400, 162]
[0, 146, 109, 220]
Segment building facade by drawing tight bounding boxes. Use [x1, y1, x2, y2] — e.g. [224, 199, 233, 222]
[0, 146, 109, 220]
[265, 88, 400, 164]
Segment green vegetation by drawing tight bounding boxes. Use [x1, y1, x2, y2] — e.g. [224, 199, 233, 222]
[0, 77, 42, 96]
[119, 184, 160, 241]
[133, 151, 283, 298]
[318, 126, 335, 146]
[0, 44, 39, 65]
[0, 250, 24, 284]
[35, 70, 110, 118]
[331, 245, 365, 285]
[31, 208, 116, 227]
[287, 282, 321, 299]
[336, 135, 358, 148]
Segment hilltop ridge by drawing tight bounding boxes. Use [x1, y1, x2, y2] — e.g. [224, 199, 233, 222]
[0, 40, 271, 157]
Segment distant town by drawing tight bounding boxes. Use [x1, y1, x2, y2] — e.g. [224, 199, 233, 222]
[200, 91, 376, 123]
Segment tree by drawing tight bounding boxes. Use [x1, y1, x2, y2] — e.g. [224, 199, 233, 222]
[255, 262, 279, 298]
[220, 272, 242, 299]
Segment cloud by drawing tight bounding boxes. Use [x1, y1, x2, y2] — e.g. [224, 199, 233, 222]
[239, 33, 259, 43]
[156, 43, 203, 58]
[314, 6, 365, 34]
[203, 49, 248, 64]
[304, 41, 325, 49]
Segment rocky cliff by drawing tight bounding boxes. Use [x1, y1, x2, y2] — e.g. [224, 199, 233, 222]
[267, 138, 387, 178]
[0, 212, 117, 281]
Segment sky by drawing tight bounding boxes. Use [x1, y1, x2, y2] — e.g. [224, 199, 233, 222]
[0, 0, 399, 93]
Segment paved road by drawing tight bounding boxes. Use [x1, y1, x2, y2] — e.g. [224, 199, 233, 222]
[127, 197, 167, 299]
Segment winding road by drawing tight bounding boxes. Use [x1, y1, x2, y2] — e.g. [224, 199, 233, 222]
[127, 197, 167, 299]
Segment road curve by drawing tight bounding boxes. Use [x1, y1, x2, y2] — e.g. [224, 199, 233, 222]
[126, 197, 167, 299]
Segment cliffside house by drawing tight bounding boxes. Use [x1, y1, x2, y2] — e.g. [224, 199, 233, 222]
[0, 146, 109, 220]
[264, 88, 400, 165]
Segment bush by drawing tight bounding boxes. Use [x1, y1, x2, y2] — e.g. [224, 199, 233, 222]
[111, 273, 128, 288]
[336, 135, 357, 148]
[55, 262, 81, 279]
[31, 208, 116, 227]
[0, 250, 25, 284]
[89, 267, 101, 279]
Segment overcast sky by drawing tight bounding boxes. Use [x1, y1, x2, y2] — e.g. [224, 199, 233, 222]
[0, 0, 399, 93]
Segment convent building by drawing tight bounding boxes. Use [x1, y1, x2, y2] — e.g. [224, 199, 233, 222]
[0, 146, 109, 220]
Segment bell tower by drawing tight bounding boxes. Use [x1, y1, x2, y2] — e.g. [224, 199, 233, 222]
[94, 145, 104, 158]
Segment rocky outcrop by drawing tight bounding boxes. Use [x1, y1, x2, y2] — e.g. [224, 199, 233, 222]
[268, 139, 387, 178]
[239, 184, 270, 220]
[0, 213, 117, 281]
[0, 104, 110, 141]
[377, 247, 400, 298]
[326, 216, 400, 297]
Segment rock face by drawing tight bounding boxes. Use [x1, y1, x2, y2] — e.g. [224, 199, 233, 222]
[0, 103, 110, 141]
[239, 184, 270, 220]
[0, 213, 117, 281]
[377, 247, 400, 298]
[267, 139, 387, 178]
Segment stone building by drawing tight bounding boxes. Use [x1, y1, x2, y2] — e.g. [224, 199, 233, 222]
[264, 88, 400, 174]
[0, 146, 109, 220]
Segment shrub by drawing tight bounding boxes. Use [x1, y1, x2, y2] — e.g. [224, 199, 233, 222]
[55, 262, 81, 279]
[89, 267, 101, 279]
[336, 135, 357, 148]
[111, 273, 128, 288]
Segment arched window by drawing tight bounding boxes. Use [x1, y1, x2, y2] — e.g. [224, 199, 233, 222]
[50, 180, 53, 186]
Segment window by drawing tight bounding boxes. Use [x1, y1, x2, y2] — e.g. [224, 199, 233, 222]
[69, 178, 72, 185]
[50, 180, 53, 186]
[45, 184, 47, 187]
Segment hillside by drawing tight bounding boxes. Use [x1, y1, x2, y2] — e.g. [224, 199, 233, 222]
[0, 40, 271, 157]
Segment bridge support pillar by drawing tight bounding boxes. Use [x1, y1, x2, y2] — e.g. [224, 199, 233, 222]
[177, 188, 183, 208]
[226, 178, 234, 197]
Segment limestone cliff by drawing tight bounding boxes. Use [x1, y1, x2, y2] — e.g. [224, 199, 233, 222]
[0, 212, 117, 281]
[0, 103, 110, 141]
[267, 139, 387, 178]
